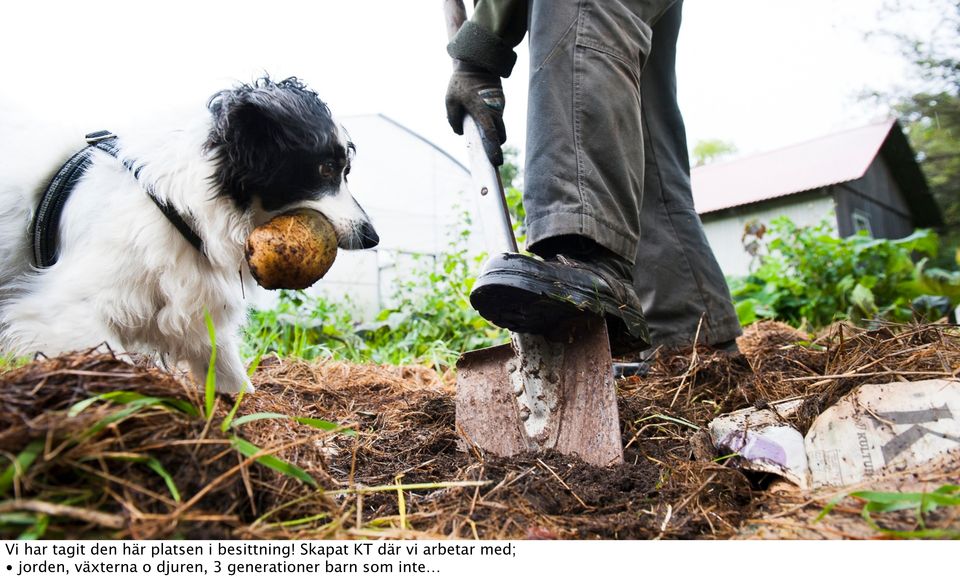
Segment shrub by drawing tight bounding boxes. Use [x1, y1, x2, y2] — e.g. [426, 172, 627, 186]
[730, 217, 958, 328]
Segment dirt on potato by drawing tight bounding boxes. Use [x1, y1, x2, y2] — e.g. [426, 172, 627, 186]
[246, 209, 338, 290]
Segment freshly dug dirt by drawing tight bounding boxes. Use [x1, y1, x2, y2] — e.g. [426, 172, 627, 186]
[1, 321, 958, 539]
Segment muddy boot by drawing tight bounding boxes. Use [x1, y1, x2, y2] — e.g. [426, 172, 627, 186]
[470, 251, 650, 356]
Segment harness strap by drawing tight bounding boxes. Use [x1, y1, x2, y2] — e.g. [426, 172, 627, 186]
[31, 131, 205, 267]
[32, 145, 96, 267]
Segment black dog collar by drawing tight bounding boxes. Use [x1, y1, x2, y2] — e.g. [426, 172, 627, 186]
[31, 131, 205, 267]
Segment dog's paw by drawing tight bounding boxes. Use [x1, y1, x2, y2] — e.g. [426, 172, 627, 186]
[216, 374, 255, 395]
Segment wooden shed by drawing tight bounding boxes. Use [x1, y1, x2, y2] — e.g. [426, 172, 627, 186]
[692, 119, 942, 276]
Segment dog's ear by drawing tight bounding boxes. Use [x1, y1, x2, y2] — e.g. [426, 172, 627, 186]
[208, 77, 336, 155]
[206, 77, 337, 207]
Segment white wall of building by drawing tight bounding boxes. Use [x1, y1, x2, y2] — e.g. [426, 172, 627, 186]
[701, 194, 837, 277]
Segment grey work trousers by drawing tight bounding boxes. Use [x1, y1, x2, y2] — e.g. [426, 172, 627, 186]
[523, 0, 741, 347]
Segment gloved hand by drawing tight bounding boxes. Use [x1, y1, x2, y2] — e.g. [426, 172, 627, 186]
[445, 61, 506, 166]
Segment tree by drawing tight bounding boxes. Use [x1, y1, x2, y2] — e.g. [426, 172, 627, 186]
[691, 139, 737, 167]
[873, 0, 960, 266]
[897, 91, 960, 265]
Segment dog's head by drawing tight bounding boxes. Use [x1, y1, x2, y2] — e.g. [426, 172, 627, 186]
[205, 77, 378, 250]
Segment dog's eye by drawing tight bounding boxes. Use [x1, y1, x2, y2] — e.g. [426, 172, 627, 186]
[320, 162, 336, 178]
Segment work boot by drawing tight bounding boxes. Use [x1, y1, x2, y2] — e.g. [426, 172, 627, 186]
[470, 251, 650, 356]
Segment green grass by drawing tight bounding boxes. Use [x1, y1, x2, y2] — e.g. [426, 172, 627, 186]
[0, 441, 43, 497]
[816, 484, 960, 538]
[0, 355, 29, 373]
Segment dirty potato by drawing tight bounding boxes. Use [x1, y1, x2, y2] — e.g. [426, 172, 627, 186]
[245, 209, 337, 290]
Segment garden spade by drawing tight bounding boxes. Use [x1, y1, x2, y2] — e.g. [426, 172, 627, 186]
[444, 0, 624, 466]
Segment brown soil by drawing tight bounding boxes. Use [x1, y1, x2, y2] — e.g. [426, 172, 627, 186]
[1, 321, 958, 539]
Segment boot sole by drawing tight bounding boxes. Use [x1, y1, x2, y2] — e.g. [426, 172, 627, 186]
[470, 263, 650, 355]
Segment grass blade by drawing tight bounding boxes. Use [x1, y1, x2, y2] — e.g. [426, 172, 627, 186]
[18, 514, 49, 540]
[813, 492, 846, 523]
[230, 412, 289, 428]
[80, 401, 153, 439]
[204, 309, 217, 420]
[396, 475, 407, 530]
[868, 527, 960, 539]
[853, 489, 960, 511]
[264, 513, 329, 529]
[817, 485, 960, 538]
[230, 436, 318, 488]
[68, 394, 112, 417]
[0, 441, 44, 496]
[144, 458, 182, 503]
[229, 412, 355, 437]
[246, 352, 264, 377]
[293, 417, 356, 436]
[220, 389, 247, 433]
[77, 453, 180, 503]
[68, 391, 198, 418]
[0, 513, 37, 525]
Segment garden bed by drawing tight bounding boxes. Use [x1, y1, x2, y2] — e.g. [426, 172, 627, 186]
[1, 321, 958, 539]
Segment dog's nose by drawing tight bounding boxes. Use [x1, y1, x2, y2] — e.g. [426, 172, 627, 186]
[358, 221, 379, 249]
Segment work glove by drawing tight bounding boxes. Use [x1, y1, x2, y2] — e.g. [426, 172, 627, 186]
[445, 61, 506, 166]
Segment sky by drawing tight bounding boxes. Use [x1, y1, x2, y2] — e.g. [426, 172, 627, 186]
[0, 0, 935, 168]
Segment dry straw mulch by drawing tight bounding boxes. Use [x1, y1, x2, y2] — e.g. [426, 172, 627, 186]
[1, 321, 958, 539]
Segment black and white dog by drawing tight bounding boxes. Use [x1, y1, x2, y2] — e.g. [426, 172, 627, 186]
[0, 77, 378, 393]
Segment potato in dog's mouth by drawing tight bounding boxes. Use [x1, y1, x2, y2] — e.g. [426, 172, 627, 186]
[244, 209, 338, 290]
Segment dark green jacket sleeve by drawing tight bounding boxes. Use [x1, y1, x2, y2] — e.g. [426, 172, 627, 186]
[447, 0, 529, 78]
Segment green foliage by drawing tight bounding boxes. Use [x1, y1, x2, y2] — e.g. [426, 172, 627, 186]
[0, 441, 43, 497]
[898, 91, 960, 266]
[872, 0, 960, 266]
[0, 355, 28, 373]
[505, 186, 526, 245]
[244, 290, 366, 361]
[203, 309, 217, 421]
[692, 138, 738, 167]
[365, 245, 505, 368]
[230, 436, 318, 489]
[817, 484, 960, 539]
[730, 217, 959, 328]
[227, 411, 354, 436]
[68, 390, 199, 419]
[499, 145, 521, 190]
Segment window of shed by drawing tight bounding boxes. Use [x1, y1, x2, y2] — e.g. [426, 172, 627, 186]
[852, 210, 873, 236]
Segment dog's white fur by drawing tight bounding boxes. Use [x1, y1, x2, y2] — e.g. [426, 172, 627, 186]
[0, 88, 374, 394]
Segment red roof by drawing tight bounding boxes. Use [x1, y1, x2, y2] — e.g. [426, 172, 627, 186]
[691, 119, 897, 214]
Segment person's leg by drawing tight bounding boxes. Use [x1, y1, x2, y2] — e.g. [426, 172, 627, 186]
[633, 0, 742, 348]
[471, 0, 678, 354]
[524, 0, 674, 262]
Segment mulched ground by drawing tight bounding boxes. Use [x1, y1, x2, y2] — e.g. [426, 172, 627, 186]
[1, 321, 958, 539]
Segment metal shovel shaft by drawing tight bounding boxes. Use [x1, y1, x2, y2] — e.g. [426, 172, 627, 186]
[443, 0, 517, 255]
